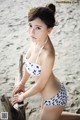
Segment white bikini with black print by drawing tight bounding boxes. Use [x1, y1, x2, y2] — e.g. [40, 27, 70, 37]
[25, 38, 48, 76]
[43, 83, 67, 106]
[25, 61, 41, 76]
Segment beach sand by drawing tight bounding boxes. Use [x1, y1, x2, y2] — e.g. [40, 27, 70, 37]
[0, 0, 80, 119]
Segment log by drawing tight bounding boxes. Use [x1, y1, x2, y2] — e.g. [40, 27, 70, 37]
[0, 54, 26, 120]
[1, 95, 26, 120]
[19, 54, 23, 80]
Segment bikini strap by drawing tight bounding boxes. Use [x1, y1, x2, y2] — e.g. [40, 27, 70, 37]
[35, 37, 48, 63]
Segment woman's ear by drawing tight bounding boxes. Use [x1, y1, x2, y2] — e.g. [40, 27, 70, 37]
[48, 28, 53, 34]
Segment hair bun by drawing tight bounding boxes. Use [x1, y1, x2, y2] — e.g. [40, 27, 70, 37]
[46, 3, 56, 15]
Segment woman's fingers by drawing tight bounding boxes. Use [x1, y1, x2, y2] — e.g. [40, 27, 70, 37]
[12, 87, 21, 96]
[12, 84, 25, 96]
[10, 93, 24, 105]
[12, 86, 19, 95]
[14, 94, 18, 97]
[10, 95, 19, 105]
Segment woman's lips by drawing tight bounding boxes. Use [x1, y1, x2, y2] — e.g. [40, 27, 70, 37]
[31, 36, 37, 39]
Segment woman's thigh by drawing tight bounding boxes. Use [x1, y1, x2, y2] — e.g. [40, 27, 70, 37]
[40, 83, 67, 120]
[40, 105, 64, 120]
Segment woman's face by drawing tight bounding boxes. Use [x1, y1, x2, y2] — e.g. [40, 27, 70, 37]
[28, 18, 51, 43]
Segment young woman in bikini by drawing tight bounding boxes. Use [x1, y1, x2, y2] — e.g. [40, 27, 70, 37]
[11, 3, 80, 120]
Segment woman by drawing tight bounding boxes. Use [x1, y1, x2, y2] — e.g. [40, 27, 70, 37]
[11, 3, 80, 120]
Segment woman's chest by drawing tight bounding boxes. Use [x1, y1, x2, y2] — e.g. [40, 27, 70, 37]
[28, 48, 41, 63]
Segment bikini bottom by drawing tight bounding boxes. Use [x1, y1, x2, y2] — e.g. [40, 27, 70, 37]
[43, 83, 67, 106]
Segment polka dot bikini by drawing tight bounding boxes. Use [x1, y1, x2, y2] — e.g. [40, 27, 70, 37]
[25, 38, 48, 76]
[25, 62, 41, 76]
[43, 83, 67, 106]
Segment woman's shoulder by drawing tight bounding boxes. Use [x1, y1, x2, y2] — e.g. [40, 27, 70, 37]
[45, 38, 55, 56]
[41, 43, 55, 64]
[44, 48, 55, 60]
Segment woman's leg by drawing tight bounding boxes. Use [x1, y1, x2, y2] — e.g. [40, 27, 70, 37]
[40, 83, 67, 120]
[40, 105, 64, 120]
[60, 111, 80, 120]
[40, 105, 80, 120]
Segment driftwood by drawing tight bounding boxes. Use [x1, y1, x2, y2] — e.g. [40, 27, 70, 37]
[19, 54, 23, 80]
[0, 54, 26, 120]
[1, 95, 26, 120]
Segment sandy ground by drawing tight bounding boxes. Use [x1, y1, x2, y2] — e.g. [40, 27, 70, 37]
[0, 0, 80, 119]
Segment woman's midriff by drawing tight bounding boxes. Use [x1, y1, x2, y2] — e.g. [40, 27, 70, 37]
[33, 72, 61, 100]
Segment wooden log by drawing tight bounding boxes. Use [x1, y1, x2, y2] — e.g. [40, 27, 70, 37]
[0, 54, 26, 120]
[1, 95, 26, 120]
[19, 54, 23, 80]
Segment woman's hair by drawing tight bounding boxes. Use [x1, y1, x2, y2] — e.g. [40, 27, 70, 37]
[28, 3, 56, 28]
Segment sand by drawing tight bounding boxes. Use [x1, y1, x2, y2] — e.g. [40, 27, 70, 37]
[0, 0, 80, 119]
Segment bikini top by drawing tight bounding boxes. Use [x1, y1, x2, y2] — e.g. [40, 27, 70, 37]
[25, 38, 48, 76]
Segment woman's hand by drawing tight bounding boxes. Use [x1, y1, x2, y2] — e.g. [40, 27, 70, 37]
[12, 82, 25, 96]
[11, 92, 25, 105]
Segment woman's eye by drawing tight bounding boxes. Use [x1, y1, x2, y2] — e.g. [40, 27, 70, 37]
[36, 27, 41, 30]
[29, 24, 32, 28]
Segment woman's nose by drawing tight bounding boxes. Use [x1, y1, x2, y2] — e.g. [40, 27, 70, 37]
[30, 28, 35, 35]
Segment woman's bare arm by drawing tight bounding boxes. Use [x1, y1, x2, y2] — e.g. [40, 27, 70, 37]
[23, 53, 54, 99]
[12, 47, 32, 95]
